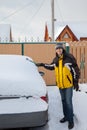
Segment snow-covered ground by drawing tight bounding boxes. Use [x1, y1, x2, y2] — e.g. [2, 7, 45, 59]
[34, 83, 87, 130]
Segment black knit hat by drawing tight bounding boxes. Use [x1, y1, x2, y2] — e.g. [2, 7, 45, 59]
[55, 43, 64, 50]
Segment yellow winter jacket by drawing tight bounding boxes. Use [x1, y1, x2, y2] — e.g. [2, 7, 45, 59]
[55, 56, 73, 89]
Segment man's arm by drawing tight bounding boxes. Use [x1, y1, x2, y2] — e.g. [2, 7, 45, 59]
[36, 62, 55, 70]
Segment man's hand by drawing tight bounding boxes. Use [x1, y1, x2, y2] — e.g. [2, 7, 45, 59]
[74, 84, 79, 91]
[73, 80, 79, 91]
[36, 63, 45, 67]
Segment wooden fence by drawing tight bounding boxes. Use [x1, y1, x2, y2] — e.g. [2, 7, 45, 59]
[69, 41, 87, 83]
[0, 41, 87, 85]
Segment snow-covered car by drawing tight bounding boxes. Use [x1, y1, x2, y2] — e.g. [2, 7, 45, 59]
[0, 55, 48, 129]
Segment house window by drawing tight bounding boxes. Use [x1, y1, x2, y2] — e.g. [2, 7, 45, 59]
[63, 33, 70, 38]
[62, 33, 71, 41]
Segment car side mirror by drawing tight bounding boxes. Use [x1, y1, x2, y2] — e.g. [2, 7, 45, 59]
[39, 71, 45, 76]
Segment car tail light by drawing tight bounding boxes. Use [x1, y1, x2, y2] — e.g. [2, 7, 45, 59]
[40, 95, 48, 102]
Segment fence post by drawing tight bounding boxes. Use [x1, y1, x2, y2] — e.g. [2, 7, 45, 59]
[21, 43, 24, 55]
[80, 54, 85, 83]
[65, 42, 70, 53]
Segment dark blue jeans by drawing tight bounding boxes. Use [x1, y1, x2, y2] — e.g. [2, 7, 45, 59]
[59, 87, 73, 123]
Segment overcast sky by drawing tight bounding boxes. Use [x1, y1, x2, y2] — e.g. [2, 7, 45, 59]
[0, 0, 87, 41]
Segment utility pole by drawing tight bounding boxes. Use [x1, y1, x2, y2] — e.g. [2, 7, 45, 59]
[51, 0, 55, 41]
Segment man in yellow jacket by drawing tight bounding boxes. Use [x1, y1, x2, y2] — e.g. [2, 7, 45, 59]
[37, 43, 80, 129]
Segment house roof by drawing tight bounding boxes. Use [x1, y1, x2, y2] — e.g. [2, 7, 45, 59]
[44, 24, 49, 41]
[0, 24, 12, 42]
[55, 22, 87, 40]
[55, 26, 65, 40]
[55, 25, 78, 41]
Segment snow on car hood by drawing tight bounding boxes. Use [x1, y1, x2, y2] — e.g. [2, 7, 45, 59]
[0, 55, 47, 97]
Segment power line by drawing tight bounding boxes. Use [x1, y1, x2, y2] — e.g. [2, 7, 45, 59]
[56, 0, 64, 23]
[0, 1, 34, 23]
[20, 0, 45, 33]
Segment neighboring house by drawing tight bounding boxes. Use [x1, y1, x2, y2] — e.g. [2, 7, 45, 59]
[0, 24, 12, 42]
[55, 25, 78, 42]
[44, 22, 87, 42]
[44, 24, 49, 41]
[80, 37, 87, 41]
[44, 24, 52, 42]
